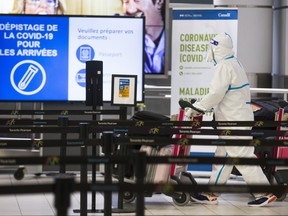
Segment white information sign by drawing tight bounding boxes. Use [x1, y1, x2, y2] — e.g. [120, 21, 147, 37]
[171, 8, 238, 172]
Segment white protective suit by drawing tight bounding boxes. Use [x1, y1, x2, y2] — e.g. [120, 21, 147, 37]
[193, 33, 270, 197]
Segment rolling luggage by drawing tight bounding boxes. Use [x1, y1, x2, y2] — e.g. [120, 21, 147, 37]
[140, 144, 174, 184]
[131, 110, 173, 185]
[131, 110, 170, 122]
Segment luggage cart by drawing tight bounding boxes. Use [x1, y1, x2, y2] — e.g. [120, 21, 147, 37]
[0, 137, 42, 180]
[122, 100, 200, 206]
[167, 99, 201, 206]
[0, 146, 41, 180]
[251, 100, 288, 201]
[272, 100, 288, 200]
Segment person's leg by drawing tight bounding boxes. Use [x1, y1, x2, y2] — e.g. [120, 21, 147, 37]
[225, 145, 271, 192]
[225, 144, 277, 207]
[209, 146, 233, 186]
[191, 146, 233, 204]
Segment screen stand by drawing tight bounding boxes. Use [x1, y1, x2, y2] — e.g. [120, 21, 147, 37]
[74, 64, 135, 214]
[85, 106, 135, 214]
[45, 116, 76, 178]
[111, 106, 136, 213]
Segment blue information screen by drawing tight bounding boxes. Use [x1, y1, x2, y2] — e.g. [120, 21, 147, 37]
[0, 15, 144, 102]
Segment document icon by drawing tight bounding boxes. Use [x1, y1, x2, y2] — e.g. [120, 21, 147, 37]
[80, 47, 92, 61]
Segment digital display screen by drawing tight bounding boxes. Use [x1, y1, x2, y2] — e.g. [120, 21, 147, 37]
[0, 14, 144, 102]
[0, 0, 167, 75]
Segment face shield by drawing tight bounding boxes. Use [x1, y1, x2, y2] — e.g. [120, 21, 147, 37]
[205, 45, 214, 62]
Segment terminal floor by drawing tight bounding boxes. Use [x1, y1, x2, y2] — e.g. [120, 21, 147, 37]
[0, 173, 287, 216]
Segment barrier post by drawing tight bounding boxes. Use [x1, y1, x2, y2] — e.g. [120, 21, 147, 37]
[102, 131, 114, 216]
[58, 116, 69, 174]
[54, 175, 75, 216]
[117, 106, 127, 208]
[134, 151, 146, 216]
[80, 123, 89, 216]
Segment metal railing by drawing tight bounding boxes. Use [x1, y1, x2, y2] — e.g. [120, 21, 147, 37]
[145, 85, 288, 101]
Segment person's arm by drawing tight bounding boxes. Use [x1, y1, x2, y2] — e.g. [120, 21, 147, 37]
[193, 63, 232, 111]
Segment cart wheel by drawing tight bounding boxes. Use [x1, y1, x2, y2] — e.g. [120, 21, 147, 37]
[34, 172, 42, 177]
[123, 191, 136, 203]
[14, 167, 25, 180]
[172, 192, 190, 206]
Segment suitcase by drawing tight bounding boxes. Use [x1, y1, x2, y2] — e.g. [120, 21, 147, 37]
[137, 101, 199, 206]
[138, 104, 200, 196]
[140, 144, 174, 184]
[251, 99, 288, 121]
[131, 110, 170, 122]
[121, 111, 174, 203]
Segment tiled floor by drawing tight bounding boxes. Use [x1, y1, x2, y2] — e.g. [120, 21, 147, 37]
[0, 172, 287, 216]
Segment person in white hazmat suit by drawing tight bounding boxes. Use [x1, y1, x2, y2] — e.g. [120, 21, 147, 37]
[185, 32, 277, 207]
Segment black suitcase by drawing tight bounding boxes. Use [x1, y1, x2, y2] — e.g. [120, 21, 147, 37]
[251, 100, 288, 121]
[131, 110, 170, 121]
